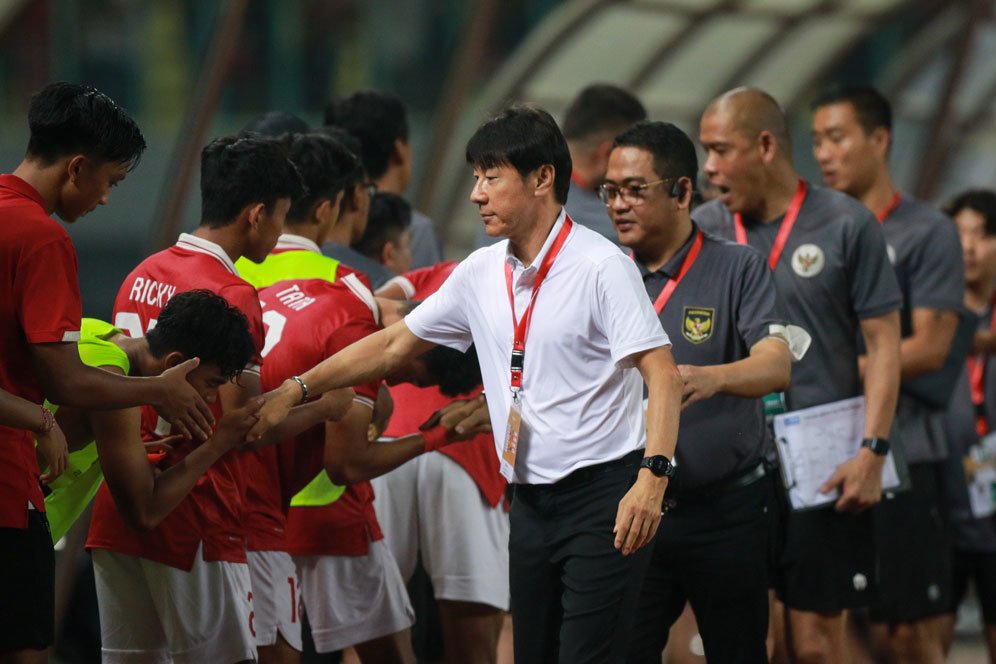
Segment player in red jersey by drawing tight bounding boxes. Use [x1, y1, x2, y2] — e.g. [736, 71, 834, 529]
[375, 262, 508, 664]
[0, 82, 211, 660]
[257, 276, 486, 664]
[90, 135, 353, 664]
[374, 262, 509, 663]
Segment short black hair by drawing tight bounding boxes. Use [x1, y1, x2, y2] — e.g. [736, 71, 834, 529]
[286, 133, 363, 222]
[356, 192, 412, 260]
[562, 84, 647, 143]
[421, 344, 482, 397]
[241, 110, 310, 137]
[316, 125, 366, 209]
[465, 104, 572, 204]
[324, 90, 409, 180]
[613, 121, 698, 185]
[199, 134, 305, 227]
[26, 82, 146, 168]
[811, 84, 892, 135]
[146, 290, 256, 380]
[945, 189, 996, 236]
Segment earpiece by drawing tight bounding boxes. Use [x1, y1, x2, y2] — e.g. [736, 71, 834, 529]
[669, 180, 683, 198]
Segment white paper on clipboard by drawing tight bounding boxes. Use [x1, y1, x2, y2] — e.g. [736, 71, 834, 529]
[772, 396, 907, 511]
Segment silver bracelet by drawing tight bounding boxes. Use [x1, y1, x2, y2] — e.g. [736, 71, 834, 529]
[290, 375, 309, 404]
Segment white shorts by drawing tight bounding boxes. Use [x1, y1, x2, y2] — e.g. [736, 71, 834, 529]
[294, 539, 415, 653]
[247, 550, 302, 651]
[372, 452, 510, 610]
[92, 546, 255, 664]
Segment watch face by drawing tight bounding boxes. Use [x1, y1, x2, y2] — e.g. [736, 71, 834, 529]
[643, 456, 672, 476]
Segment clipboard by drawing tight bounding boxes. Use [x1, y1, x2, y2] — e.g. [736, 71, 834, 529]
[773, 396, 910, 511]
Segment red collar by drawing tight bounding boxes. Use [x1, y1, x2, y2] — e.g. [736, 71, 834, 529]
[0, 174, 47, 210]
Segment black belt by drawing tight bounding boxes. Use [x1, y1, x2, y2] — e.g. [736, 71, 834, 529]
[522, 450, 643, 492]
[665, 462, 767, 509]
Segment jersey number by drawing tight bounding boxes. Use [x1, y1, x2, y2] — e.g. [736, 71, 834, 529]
[261, 310, 287, 358]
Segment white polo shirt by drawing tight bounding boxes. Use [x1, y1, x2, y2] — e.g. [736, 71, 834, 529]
[404, 210, 671, 484]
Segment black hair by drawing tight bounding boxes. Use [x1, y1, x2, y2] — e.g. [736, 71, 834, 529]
[811, 84, 892, 135]
[324, 90, 409, 180]
[945, 189, 996, 236]
[286, 133, 364, 222]
[316, 125, 366, 209]
[146, 290, 256, 380]
[26, 81, 146, 168]
[356, 192, 412, 260]
[613, 121, 698, 187]
[199, 134, 305, 227]
[421, 344, 483, 397]
[562, 84, 647, 142]
[240, 110, 310, 137]
[465, 104, 572, 204]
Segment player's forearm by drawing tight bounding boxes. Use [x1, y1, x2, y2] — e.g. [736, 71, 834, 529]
[0, 388, 49, 432]
[48, 361, 164, 410]
[860, 313, 901, 439]
[325, 434, 427, 485]
[713, 339, 791, 398]
[246, 399, 330, 450]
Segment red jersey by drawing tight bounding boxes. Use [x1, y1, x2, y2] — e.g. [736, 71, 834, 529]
[252, 276, 384, 556]
[0, 175, 82, 527]
[86, 233, 265, 570]
[383, 263, 505, 507]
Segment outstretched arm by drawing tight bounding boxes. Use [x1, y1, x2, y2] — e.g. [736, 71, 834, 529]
[252, 320, 435, 436]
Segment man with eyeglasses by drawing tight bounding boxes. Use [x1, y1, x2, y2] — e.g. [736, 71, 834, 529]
[693, 87, 902, 664]
[602, 121, 792, 662]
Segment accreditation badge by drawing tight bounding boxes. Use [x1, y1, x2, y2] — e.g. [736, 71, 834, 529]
[500, 396, 523, 482]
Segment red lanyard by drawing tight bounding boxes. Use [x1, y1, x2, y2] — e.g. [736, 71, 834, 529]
[968, 302, 996, 436]
[733, 179, 808, 271]
[504, 217, 574, 390]
[631, 231, 704, 315]
[876, 192, 902, 223]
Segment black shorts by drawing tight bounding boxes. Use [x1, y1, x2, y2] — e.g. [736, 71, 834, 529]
[777, 502, 876, 612]
[0, 510, 55, 651]
[870, 462, 952, 623]
[951, 549, 996, 625]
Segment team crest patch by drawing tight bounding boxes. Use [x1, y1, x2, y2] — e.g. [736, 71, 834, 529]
[791, 243, 825, 277]
[683, 307, 714, 344]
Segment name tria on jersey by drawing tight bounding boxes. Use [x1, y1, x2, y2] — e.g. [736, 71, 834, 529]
[275, 283, 315, 311]
[128, 277, 177, 308]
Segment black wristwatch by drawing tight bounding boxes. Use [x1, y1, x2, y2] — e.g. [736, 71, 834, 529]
[861, 437, 890, 456]
[639, 455, 675, 478]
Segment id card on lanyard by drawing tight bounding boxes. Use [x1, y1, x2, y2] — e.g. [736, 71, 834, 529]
[499, 217, 573, 481]
[733, 179, 807, 411]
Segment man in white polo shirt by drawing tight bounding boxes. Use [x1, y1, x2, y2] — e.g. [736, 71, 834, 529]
[253, 104, 682, 664]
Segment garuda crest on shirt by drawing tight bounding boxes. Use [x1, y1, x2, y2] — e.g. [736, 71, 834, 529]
[682, 307, 714, 344]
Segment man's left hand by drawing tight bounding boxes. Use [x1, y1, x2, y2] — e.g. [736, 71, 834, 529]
[613, 471, 667, 556]
[818, 448, 884, 514]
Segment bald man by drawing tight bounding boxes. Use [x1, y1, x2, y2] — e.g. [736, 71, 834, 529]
[693, 87, 903, 664]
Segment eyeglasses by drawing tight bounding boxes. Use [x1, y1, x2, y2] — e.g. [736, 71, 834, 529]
[597, 179, 673, 206]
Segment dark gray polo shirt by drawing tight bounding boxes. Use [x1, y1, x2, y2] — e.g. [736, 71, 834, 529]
[942, 307, 996, 552]
[409, 209, 443, 269]
[321, 242, 395, 290]
[636, 227, 783, 489]
[882, 196, 965, 463]
[693, 183, 902, 411]
[565, 180, 620, 246]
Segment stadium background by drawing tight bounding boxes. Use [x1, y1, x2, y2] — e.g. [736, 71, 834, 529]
[1, 0, 994, 660]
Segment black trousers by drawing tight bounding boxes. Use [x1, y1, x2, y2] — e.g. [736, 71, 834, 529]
[509, 451, 651, 664]
[0, 510, 55, 652]
[628, 471, 771, 664]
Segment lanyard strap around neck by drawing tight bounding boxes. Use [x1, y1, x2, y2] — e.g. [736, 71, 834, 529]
[968, 301, 996, 435]
[876, 192, 902, 223]
[630, 231, 704, 315]
[504, 217, 574, 390]
[733, 179, 808, 271]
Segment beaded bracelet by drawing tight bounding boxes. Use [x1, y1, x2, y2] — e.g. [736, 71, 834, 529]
[290, 375, 309, 404]
[37, 406, 56, 435]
